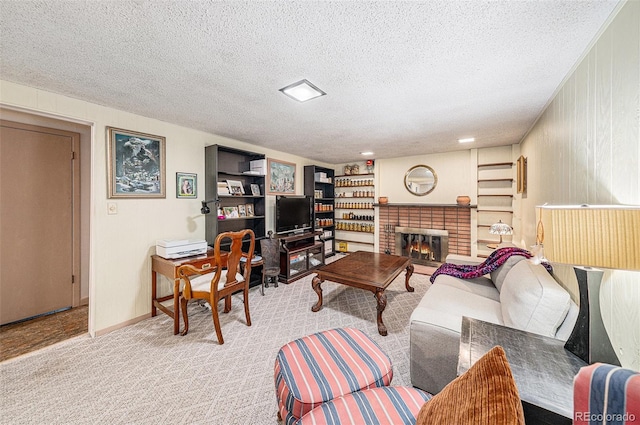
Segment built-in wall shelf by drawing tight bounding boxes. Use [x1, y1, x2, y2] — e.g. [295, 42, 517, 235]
[476, 157, 515, 256]
[478, 162, 514, 167]
[477, 208, 513, 213]
[335, 168, 376, 253]
[478, 178, 514, 182]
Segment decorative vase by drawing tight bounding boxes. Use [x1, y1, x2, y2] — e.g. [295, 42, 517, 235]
[351, 164, 360, 174]
[456, 195, 470, 206]
[378, 196, 388, 204]
[344, 165, 351, 175]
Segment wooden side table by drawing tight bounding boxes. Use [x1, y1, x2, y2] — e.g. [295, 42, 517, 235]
[151, 249, 218, 335]
[458, 316, 587, 425]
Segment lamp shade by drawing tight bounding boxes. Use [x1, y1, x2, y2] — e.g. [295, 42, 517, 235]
[489, 220, 513, 236]
[536, 205, 640, 271]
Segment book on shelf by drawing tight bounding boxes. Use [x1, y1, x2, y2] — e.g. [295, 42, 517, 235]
[218, 181, 230, 195]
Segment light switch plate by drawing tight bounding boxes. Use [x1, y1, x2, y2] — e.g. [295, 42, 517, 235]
[107, 202, 118, 215]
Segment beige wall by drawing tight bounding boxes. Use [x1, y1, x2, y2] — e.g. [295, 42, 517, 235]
[518, 0, 640, 369]
[0, 80, 326, 335]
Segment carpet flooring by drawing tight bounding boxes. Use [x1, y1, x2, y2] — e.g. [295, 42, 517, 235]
[0, 259, 431, 424]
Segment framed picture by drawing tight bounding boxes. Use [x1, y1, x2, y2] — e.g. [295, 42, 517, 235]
[268, 158, 296, 195]
[245, 204, 254, 217]
[107, 127, 166, 198]
[227, 179, 245, 195]
[517, 155, 527, 194]
[176, 172, 197, 198]
[237, 204, 246, 217]
[250, 183, 261, 196]
[222, 206, 239, 218]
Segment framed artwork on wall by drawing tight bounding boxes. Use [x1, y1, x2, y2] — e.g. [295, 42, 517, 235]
[107, 127, 166, 198]
[176, 172, 197, 198]
[268, 158, 296, 195]
[517, 155, 527, 194]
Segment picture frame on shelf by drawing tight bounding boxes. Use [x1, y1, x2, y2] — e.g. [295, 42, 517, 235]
[222, 206, 239, 218]
[267, 158, 296, 195]
[227, 179, 244, 195]
[250, 183, 261, 196]
[106, 127, 166, 198]
[245, 204, 254, 217]
[176, 172, 197, 198]
[237, 204, 246, 217]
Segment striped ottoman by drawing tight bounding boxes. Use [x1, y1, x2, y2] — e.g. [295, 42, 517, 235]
[274, 328, 393, 425]
[574, 363, 640, 424]
[298, 386, 432, 425]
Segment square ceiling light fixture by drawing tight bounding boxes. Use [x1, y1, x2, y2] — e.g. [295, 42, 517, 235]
[279, 79, 326, 102]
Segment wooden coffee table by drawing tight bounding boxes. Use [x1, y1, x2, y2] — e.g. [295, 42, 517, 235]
[311, 251, 414, 336]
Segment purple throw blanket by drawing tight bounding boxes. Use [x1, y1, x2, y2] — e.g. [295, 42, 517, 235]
[429, 247, 551, 284]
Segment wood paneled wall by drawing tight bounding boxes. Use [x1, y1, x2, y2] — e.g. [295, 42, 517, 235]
[518, 0, 639, 370]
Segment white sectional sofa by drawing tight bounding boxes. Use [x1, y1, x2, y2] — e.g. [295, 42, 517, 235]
[409, 253, 579, 394]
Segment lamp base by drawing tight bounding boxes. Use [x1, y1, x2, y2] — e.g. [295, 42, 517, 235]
[564, 266, 620, 365]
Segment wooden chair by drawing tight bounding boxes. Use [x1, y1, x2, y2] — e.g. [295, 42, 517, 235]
[260, 231, 281, 295]
[177, 229, 255, 344]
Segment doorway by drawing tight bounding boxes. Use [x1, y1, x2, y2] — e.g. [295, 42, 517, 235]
[0, 120, 81, 324]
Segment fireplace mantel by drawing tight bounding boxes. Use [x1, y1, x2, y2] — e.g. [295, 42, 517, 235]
[376, 203, 477, 208]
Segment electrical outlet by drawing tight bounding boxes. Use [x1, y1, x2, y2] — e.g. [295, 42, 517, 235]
[107, 202, 118, 215]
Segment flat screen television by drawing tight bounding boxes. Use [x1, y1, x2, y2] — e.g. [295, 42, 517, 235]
[275, 195, 314, 235]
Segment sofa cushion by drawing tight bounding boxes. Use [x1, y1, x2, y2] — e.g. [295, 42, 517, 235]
[411, 283, 503, 333]
[434, 274, 500, 302]
[490, 254, 526, 293]
[415, 346, 524, 425]
[500, 261, 571, 337]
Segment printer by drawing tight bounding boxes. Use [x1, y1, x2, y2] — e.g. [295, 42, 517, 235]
[156, 239, 208, 259]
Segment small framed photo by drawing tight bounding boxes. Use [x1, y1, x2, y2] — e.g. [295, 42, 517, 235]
[227, 180, 244, 195]
[223, 206, 239, 218]
[107, 127, 166, 198]
[237, 204, 246, 217]
[176, 172, 197, 198]
[250, 184, 261, 196]
[245, 204, 254, 217]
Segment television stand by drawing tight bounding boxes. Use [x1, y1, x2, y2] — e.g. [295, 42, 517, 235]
[278, 230, 324, 283]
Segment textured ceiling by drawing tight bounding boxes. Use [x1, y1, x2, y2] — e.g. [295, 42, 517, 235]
[0, 1, 619, 163]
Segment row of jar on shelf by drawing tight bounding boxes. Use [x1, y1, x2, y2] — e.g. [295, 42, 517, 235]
[336, 190, 374, 198]
[340, 212, 374, 220]
[336, 222, 375, 233]
[315, 218, 334, 227]
[335, 178, 374, 187]
[336, 201, 374, 209]
[314, 203, 333, 212]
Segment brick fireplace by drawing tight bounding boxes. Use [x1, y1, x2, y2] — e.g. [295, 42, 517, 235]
[378, 204, 472, 262]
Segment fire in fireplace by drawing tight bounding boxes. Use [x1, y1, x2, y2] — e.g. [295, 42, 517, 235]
[395, 227, 449, 266]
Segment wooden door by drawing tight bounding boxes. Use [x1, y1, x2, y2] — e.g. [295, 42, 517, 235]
[0, 121, 80, 325]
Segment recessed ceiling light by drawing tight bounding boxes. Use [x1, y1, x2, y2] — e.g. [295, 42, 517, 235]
[360, 151, 374, 156]
[458, 137, 475, 143]
[279, 79, 326, 102]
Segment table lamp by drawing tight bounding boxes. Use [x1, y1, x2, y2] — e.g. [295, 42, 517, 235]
[487, 220, 513, 249]
[536, 204, 640, 365]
